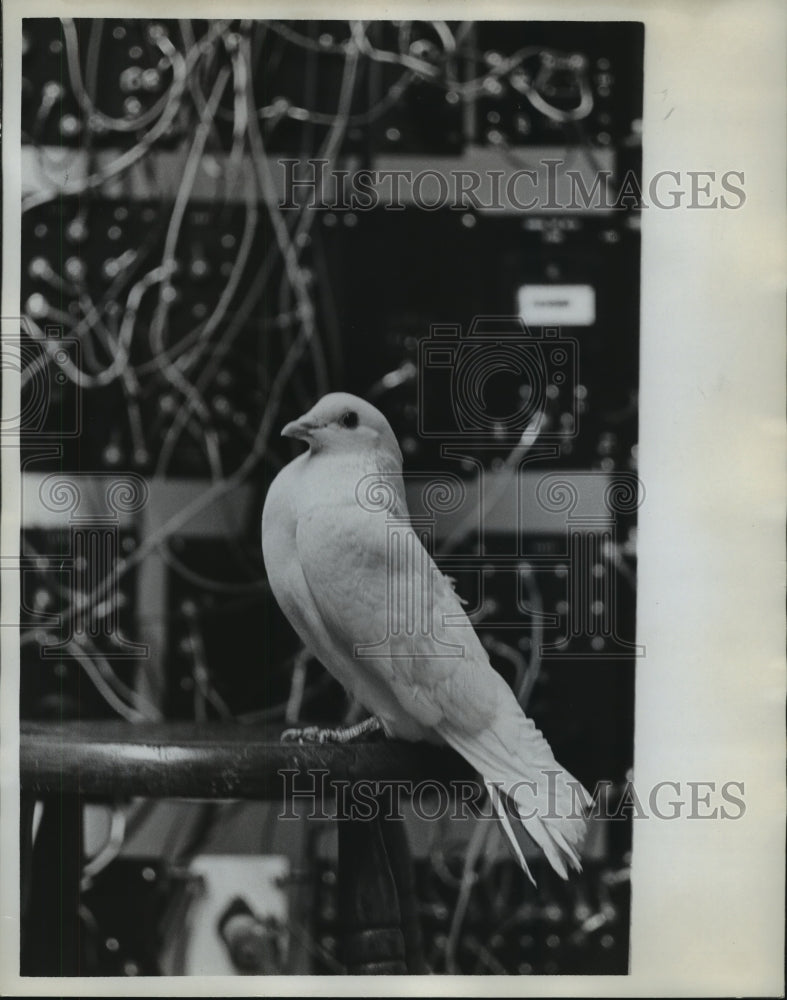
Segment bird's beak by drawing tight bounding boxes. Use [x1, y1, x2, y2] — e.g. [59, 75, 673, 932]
[281, 416, 319, 440]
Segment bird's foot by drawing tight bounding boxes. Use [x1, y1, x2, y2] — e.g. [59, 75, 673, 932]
[280, 717, 383, 744]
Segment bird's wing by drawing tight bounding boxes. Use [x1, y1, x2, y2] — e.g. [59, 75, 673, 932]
[294, 500, 506, 728]
[293, 503, 437, 728]
[295, 501, 591, 880]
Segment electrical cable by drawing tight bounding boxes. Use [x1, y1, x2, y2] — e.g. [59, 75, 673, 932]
[62, 18, 173, 134]
[148, 63, 232, 363]
[23, 28, 188, 212]
[81, 805, 127, 888]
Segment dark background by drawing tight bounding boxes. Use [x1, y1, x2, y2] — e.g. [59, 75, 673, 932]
[19, 18, 642, 975]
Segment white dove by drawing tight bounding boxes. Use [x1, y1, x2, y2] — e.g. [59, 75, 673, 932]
[261, 391, 591, 882]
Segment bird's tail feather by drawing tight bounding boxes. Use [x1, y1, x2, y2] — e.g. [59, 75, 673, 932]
[485, 779, 537, 886]
[439, 718, 592, 883]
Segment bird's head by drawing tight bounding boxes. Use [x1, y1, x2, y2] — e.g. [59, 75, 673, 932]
[281, 392, 403, 467]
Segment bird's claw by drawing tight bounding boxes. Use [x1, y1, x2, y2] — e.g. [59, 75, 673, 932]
[280, 725, 327, 744]
[279, 717, 383, 744]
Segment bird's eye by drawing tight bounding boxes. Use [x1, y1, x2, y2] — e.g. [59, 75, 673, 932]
[339, 410, 358, 429]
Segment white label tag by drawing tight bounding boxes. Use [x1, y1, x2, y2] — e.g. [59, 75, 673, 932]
[518, 284, 596, 326]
